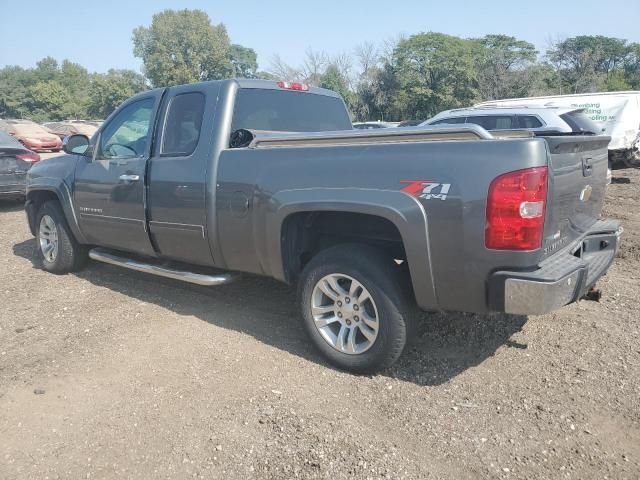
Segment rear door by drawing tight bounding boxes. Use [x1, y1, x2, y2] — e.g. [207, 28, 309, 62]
[74, 91, 163, 255]
[146, 83, 219, 266]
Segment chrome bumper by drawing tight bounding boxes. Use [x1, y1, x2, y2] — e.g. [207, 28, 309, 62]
[489, 220, 622, 315]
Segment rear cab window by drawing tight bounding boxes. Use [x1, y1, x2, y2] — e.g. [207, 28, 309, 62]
[231, 89, 352, 133]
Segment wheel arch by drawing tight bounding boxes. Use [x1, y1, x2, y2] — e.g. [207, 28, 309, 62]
[26, 180, 87, 244]
[266, 188, 438, 311]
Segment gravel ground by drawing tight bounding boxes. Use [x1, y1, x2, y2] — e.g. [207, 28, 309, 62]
[0, 167, 639, 480]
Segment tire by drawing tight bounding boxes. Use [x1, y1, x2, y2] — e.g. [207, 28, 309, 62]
[298, 244, 417, 374]
[35, 200, 87, 274]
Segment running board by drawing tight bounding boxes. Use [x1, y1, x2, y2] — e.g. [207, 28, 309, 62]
[88, 249, 239, 286]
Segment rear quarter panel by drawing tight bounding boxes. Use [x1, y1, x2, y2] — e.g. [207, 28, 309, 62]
[216, 137, 549, 313]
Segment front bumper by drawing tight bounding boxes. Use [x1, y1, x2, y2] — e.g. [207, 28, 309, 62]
[488, 219, 622, 315]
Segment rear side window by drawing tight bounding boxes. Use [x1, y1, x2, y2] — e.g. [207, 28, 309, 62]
[519, 115, 543, 128]
[466, 115, 514, 130]
[231, 89, 352, 133]
[431, 117, 466, 125]
[560, 111, 600, 134]
[161, 92, 205, 157]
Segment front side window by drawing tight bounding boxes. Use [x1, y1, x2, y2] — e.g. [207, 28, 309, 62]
[97, 98, 154, 160]
[161, 92, 205, 157]
[466, 115, 514, 130]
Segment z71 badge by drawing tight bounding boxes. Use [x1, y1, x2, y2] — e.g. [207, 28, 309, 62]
[401, 180, 451, 201]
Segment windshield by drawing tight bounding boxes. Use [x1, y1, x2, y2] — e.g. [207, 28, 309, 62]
[231, 89, 352, 133]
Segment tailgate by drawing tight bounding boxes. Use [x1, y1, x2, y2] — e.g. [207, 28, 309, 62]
[541, 135, 611, 259]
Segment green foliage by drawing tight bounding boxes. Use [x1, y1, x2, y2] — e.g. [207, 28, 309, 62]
[472, 35, 538, 100]
[320, 64, 354, 109]
[2, 22, 639, 126]
[132, 9, 232, 87]
[547, 35, 635, 93]
[88, 70, 147, 119]
[0, 59, 146, 121]
[230, 44, 258, 78]
[391, 32, 478, 119]
[26, 81, 71, 121]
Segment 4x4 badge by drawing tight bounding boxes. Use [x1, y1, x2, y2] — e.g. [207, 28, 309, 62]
[401, 180, 451, 201]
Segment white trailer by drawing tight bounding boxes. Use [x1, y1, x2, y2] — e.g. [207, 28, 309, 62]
[477, 91, 640, 167]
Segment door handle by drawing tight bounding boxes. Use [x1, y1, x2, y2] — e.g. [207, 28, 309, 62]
[119, 174, 140, 182]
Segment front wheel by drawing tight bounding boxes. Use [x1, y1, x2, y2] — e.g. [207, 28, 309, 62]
[298, 244, 416, 373]
[36, 201, 87, 274]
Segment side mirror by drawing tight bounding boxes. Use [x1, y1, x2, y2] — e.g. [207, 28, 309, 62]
[63, 134, 90, 156]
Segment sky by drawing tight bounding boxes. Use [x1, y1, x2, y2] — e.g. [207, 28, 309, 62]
[1, 0, 639, 74]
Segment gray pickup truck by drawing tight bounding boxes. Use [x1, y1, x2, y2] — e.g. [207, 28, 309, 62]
[25, 79, 621, 373]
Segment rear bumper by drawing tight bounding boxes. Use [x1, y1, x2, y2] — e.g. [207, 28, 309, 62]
[488, 219, 622, 315]
[0, 183, 26, 198]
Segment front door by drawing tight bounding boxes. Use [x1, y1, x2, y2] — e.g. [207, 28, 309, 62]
[74, 93, 162, 256]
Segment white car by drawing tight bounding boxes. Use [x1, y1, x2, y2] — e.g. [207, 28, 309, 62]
[421, 106, 601, 136]
[421, 106, 612, 183]
[474, 92, 640, 167]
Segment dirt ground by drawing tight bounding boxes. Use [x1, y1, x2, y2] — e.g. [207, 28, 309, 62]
[0, 167, 638, 480]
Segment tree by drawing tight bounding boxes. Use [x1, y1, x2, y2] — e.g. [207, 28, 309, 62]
[302, 48, 329, 85]
[267, 54, 303, 81]
[391, 32, 478, 119]
[472, 34, 538, 100]
[133, 9, 232, 87]
[546, 35, 632, 93]
[623, 43, 640, 89]
[320, 63, 354, 110]
[230, 44, 258, 78]
[87, 70, 147, 119]
[26, 80, 71, 121]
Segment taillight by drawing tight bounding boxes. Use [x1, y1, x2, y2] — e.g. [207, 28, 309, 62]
[277, 81, 309, 91]
[485, 167, 548, 250]
[16, 152, 41, 162]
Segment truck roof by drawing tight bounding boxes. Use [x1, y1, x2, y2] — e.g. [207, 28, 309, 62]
[131, 78, 343, 100]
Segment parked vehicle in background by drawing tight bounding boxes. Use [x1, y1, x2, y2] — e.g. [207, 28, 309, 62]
[421, 106, 601, 136]
[422, 106, 613, 184]
[43, 120, 99, 140]
[25, 79, 621, 373]
[0, 119, 63, 152]
[475, 92, 640, 168]
[353, 121, 398, 129]
[0, 131, 40, 200]
[397, 120, 424, 127]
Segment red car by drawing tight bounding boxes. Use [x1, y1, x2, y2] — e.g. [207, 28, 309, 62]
[0, 120, 62, 152]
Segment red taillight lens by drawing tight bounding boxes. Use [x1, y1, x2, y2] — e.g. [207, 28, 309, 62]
[277, 81, 309, 91]
[485, 167, 548, 250]
[16, 152, 41, 162]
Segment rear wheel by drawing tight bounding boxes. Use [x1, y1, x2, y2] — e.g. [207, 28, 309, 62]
[36, 201, 87, 273]
[298, 244, 416, 373]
